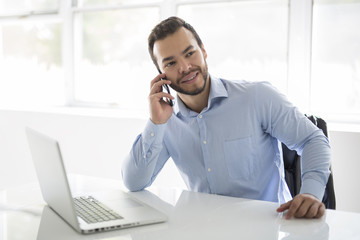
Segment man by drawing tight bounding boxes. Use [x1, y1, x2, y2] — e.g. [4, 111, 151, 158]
[121, 17, 331, 219]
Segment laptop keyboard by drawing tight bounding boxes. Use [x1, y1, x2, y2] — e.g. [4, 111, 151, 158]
[74, 196, 123, 224]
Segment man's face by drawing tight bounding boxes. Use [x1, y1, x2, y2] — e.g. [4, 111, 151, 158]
[153, 27, 209, 96]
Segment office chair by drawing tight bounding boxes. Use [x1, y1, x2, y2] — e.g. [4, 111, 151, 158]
[282, 115, 336, 209]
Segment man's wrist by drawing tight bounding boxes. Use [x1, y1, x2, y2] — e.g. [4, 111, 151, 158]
[142, 119, 167, 146]
[299, 178, 326, 201]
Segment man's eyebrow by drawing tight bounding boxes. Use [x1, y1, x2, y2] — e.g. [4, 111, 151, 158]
[162, 56, 174, 64]
[161, 45, 195, 64]
[182, 45, 194, 55]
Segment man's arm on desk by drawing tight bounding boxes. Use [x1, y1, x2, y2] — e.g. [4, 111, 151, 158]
[121, 120, 170, 191]
[254, 82, 330, 219]
[275, 131, 329, 219]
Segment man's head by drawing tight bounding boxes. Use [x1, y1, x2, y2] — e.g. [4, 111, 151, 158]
[148, 17, 209, 96]
[148, 16, 203, 71]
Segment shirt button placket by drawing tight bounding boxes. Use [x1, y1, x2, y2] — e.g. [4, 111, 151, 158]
[197, 113, 214, 193]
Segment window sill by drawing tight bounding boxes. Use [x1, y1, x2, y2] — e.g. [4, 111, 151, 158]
[0, 105, 149, 120]
[1, 105, 360, 133]
[328, 122, 360, 133]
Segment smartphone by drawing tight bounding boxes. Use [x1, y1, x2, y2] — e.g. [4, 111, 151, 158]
[158, 71, 174, 107]
[162, 83, 174, 106]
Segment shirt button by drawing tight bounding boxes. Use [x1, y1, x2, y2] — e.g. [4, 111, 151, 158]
[150, 132, 155, 137]
[198, 114, 203, 119]
[203, 140, 207, 144]
[208, 168, 211, 172]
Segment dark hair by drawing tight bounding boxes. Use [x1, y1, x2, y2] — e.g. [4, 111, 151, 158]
[148, 16, 203, 71]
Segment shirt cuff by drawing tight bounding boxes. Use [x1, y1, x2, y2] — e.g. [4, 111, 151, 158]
[142, 119, 167, 147]
[299, 178, 326, 201]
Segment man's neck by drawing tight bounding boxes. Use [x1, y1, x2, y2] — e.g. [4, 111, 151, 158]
[178, 76, 211, 114]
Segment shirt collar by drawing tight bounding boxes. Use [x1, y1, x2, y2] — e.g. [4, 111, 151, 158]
[174, 75, 228, 117]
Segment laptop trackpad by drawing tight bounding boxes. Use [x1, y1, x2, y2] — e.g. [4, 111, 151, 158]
[94, 191, 143, 209]
[117, 197, 142, 208]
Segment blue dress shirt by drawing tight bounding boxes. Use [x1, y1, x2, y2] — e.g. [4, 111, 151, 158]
[122, 76, 331, 203]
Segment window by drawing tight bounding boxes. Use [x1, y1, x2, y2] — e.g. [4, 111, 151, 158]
[0, 21, 63, 107]
[0, 0, 359, 126]
[78, 0, 151, 6]
[177, 0, 289, 93]
[73, 7, 159, 109]
[0, 0, 58, 15]
[311, 0, 360, 121]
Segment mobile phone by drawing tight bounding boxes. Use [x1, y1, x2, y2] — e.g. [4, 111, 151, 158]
[162, 83, 174, 106]
[158, 71, 174, 107]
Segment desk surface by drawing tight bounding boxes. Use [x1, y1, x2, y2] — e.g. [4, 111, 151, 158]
[1, 175, 360, 240]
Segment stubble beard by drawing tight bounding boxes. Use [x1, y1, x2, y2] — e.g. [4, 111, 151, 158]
[170, 62, 209, 96]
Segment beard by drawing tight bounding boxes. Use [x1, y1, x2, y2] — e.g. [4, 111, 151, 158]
[170, 61, 209, 96]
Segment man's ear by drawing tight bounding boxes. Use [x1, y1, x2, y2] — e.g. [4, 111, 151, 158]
[201, 44, 207, 59]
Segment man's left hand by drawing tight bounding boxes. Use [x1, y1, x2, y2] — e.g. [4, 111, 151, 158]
[276, 193, 325, 219]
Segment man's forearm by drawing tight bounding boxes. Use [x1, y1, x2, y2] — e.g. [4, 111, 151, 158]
[121, 139, 158, 191]
[299, 133, 331, 200]
[121, 120, 168, 191]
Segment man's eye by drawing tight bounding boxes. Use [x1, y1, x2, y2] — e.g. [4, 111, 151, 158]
[186, 51, 195, 57]
[165, 61, 175, 67]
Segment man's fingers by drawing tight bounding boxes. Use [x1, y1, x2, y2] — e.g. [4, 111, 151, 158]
[315, 203, 326, 218]
[150, 79, 172, 95]
[277, 200, 292, 212]
[150, 73, 166, 87]
[149, 92, 174, 106]
[285, 197, 302, 219]
[150, 73, 167, 91]
[304, 202, 320, 218]
[294, 200, 312, 218]
[278, 194, 326, 220]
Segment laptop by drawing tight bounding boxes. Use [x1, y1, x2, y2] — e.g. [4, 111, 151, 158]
[25, 127, 167, 234]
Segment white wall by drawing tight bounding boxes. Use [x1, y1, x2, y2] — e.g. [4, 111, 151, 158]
[0, 109, 359, 213]
[0, 109, 185, 190]
[328, 130, 360, 213]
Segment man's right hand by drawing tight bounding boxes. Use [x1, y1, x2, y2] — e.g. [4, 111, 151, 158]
[149, 73, 175, 124]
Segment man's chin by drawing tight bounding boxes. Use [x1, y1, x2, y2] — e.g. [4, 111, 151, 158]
[171, 68, 208, 96]
[175, 82, 207, 96]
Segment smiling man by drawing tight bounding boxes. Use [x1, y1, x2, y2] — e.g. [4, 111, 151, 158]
[121, 17, 331, 219]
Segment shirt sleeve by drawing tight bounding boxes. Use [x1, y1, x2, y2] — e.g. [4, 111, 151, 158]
[254, 82, 331, 200]
[121, 119, 170, 191]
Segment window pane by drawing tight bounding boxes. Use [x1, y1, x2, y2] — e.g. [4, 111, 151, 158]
[177, 0, 289, 93]
[77, 0, 157, 7]
[74, 8, 159, 109]
[0, 23, 64, 107]
[311, 0, 360, 116]
[0, 0, 59, 15]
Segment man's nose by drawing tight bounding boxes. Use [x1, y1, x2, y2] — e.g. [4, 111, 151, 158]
[178, 58, 191, 74]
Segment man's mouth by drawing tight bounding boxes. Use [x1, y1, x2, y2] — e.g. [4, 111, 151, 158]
[181, 72, 198, 84]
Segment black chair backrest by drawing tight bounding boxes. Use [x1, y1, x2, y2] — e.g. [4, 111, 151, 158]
[282, 115, 336, 209]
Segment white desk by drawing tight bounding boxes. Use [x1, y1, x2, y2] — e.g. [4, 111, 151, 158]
[1, 175, 359, 240]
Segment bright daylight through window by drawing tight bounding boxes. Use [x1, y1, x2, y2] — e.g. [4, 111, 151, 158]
[0, 0, 359, 126]
[311, 0, 360, 121]
[0, 0, 63, 107]
[74, 7, 159, 109]
[178, 0, 288, 94]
